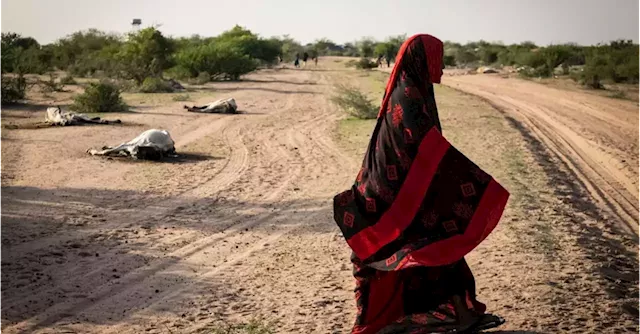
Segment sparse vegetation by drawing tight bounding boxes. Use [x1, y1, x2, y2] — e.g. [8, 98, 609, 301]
[40, 73, 65, 93]
[331, 84, 378, 119]
[72, 81, 128, 113]
[172, 93, 191, 101]
[60, 74, 77, 85]
[208, 320, 275, 334]
[1, 75, 27, 104]
[1, 26, 636, 96]
[344, 58, 377, 70]
[140, 77, 174, 93]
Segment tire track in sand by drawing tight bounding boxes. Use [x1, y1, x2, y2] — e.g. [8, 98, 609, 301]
[445, 75, 639, 235]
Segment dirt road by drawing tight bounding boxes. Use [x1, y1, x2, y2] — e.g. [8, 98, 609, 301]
[2, 68, 358, 333]
[445, 74, 639, 235]
[2, 64, 638, 333]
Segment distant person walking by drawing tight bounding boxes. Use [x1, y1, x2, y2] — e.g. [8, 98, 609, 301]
[294, 53, 300, 68]
[303, 52, 309, 67]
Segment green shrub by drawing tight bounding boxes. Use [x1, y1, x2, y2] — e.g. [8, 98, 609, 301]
[40, 73, 65, 93]
[331, 84, 377, 119]
[139, 77, 174, 93]
[355, 58, 377, 70]
[214, 25, 280, 65]
[60, 74, 77, 85]
[164, 66, 192, 80]
[72, 81, 127, 113]
[443, 55, 456, 67]
[175, 43, 257, 80]
[345, 59, 358, 68]
[1, 75, 27, 104]
[172, 94, 191, 101]
[116, 27, 173, 84]
[196, 71, 211, 84]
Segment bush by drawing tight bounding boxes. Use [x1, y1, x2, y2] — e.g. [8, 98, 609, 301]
[331, 84, 377, 119]
[72, 81, 128, 113]
[164, 66, 192, 80]
[40, 73, 65, 93]
[577, 41, 639, 86]
[344, 58, 377, 70]
[172, 94, 191, 101]
[344, 59, 358, 68]
[139, 77, 174, 93]
[175, 43, 257, 80]
[214, 26, 281, 65]
[60, 75, 77, 85]
[356, 58, 377, 70]
[195, 71, 211, 84]
[1, 75, 27, 104]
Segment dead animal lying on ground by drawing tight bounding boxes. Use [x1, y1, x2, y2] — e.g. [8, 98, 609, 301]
[87, 129, 176, 160]
[184, 98, 238, 114]
[46, 106, 121, 126]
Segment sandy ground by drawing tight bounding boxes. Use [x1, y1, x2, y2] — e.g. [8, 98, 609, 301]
[444, 73, 639, 235]
[2, 61, 638, 333]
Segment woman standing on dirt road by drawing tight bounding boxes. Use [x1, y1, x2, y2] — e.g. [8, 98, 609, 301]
[333, 34, 510, 333]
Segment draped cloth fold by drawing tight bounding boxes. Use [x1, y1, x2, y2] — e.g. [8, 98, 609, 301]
[332, 34, 509, 333]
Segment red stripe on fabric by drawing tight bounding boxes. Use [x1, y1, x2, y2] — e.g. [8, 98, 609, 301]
[351, 271, 405, 334]
[347, 128, 450, 260]
[397, 179, 509, 268]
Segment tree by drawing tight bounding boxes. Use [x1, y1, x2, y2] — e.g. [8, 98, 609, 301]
[0, 33, 27, 105]
[374, 42, 398, 67]
[52, 29, 122, 73]
[175, 42, 257, 80]
[342, 43, 359, 57]
[357, 38, 376, 58]
[275, 35, 303, 62]
[117, 27, 172, 84]
[214, 25, 280, 64]
[455, 48, 478, 65]
[312, 38, 337, 56]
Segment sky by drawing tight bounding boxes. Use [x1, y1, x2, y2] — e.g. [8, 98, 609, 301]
[2, 0, 638, 46]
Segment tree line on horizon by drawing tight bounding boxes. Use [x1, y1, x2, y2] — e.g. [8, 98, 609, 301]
[2, 25, 637, 104]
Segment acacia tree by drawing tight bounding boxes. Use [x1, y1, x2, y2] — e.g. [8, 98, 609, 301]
[117, 27, 172, 84]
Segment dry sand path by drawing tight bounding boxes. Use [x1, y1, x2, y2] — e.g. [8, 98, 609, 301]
[445, 74, 639, 235]
[2, 65, 638, 333]
[2, 68, 357, 333]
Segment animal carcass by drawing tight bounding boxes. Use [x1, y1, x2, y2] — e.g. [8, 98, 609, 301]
[88, 129, 176, 160]
[46, 106, 121, 126]
[184, 98, 238, 114]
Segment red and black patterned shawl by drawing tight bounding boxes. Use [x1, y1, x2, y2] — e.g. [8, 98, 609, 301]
[333, 34, 510, 270]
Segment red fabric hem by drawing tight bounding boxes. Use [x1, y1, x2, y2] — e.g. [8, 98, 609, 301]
[347, 128, 450, 260]
[398, 179, 509, 268]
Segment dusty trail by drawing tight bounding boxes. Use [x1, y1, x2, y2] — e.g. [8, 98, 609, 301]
[2, 64, 638, 334]
[2, 68, 355, 333]
[445, 74, 639, 235]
